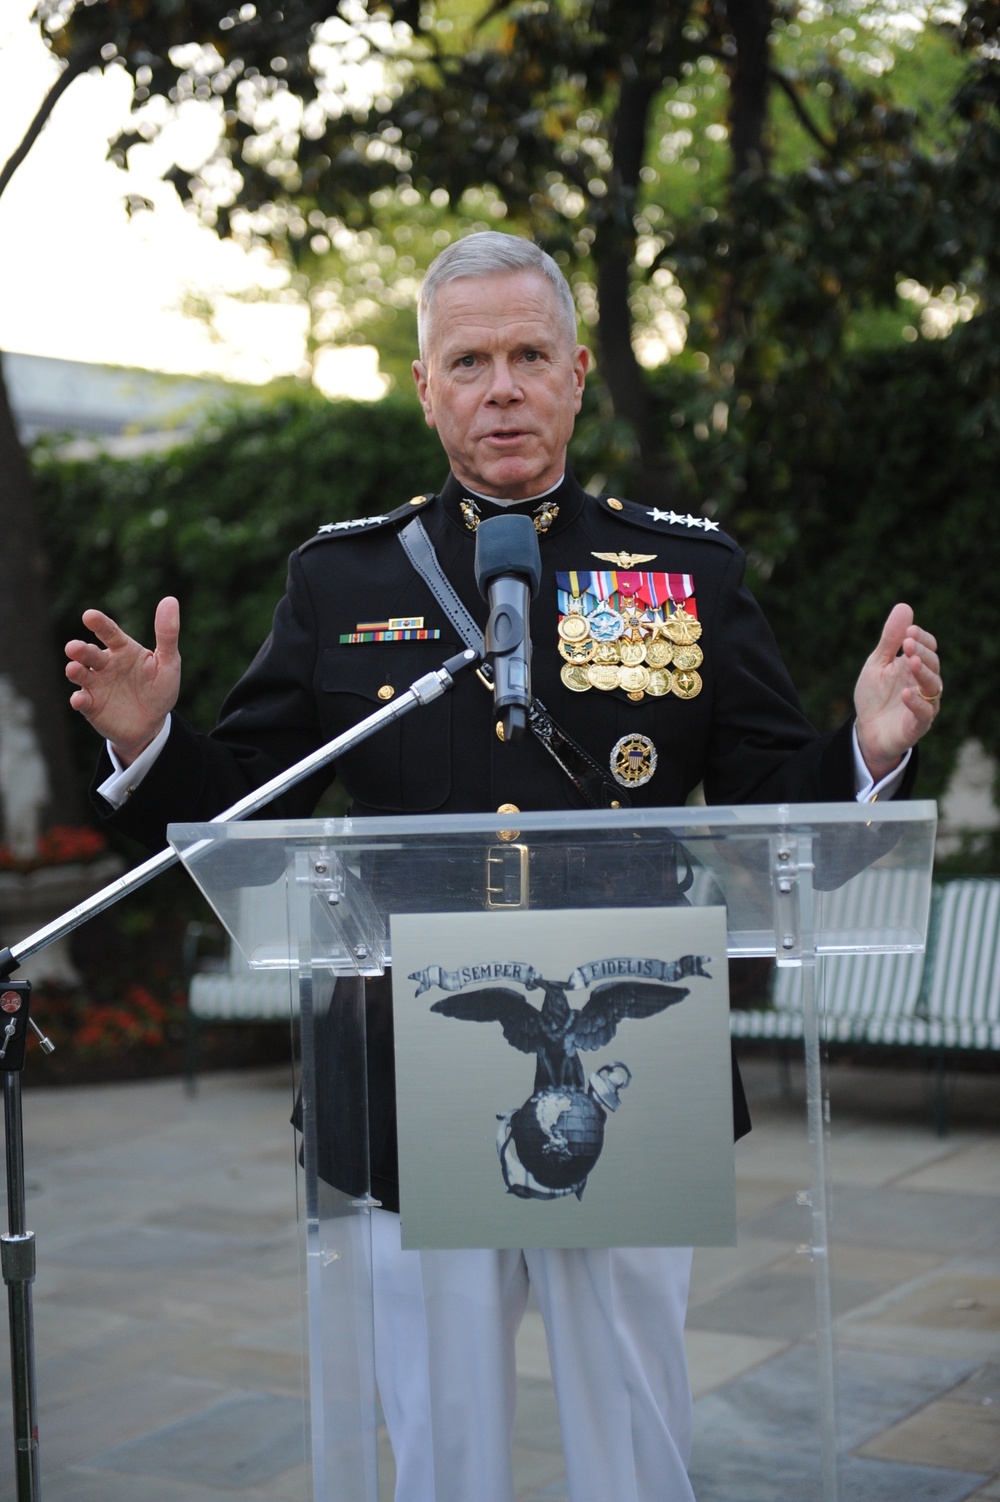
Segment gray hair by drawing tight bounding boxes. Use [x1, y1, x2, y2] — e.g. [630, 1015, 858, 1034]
[417, 232, 578, 358]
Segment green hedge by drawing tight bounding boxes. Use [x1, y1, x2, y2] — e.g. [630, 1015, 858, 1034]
[746, 310, 1000, 813]
[35, 391, 444, 786]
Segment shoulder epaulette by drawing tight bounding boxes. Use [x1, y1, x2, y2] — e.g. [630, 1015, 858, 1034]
[596, 492, 736, 548]
[301, 493, 435, 551]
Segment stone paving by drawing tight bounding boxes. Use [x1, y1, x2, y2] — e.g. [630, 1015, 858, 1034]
[1, 1052, 997, 1501]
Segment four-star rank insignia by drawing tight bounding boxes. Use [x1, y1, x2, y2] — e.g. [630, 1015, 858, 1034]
[556, 569, 704, 703]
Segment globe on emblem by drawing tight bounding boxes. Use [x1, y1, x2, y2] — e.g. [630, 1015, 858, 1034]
[510, 1087, 606, 1190]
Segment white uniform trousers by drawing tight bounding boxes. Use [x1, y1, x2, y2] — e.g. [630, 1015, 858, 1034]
[371, 1209, 696, 1502]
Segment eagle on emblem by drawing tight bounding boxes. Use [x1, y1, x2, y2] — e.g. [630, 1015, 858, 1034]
[430, 971, 702, 1090]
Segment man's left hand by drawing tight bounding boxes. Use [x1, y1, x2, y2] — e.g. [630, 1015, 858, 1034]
[855, 603, 942, 783]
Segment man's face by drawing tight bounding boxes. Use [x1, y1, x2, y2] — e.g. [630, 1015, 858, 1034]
[412, 270, 589, 500]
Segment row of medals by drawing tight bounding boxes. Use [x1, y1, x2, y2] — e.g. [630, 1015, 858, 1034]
[557, 601, 704, 702]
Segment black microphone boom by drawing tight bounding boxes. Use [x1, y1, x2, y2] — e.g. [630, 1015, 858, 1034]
[474, 514, 542, 744]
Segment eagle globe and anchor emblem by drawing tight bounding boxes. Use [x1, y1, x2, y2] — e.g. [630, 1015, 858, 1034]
[408, 954, 713, 1201]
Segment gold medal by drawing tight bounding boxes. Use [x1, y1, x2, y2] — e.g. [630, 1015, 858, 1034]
[619, 665, 651, 693]
[644, 640, 674, 669]
[646, 668, 671, 696]
[588, 664, 621, 692]
[559, 638, 596, 665]
[560, 663, 593, 692]
[619, 639, 647, 667]
[593, 641, 621, 666]
[671, 668, 703, 699]
[672, 644, 703, 671]
[610, 733, 658, 788]
[558, 613, 591, 643]
[665, 606, 702, 645]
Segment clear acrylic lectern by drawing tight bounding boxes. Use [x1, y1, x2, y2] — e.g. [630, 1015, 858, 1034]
[170, 799, 937, 1502]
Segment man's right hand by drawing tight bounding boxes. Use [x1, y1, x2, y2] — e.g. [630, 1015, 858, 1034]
[65, 597, 181, 768]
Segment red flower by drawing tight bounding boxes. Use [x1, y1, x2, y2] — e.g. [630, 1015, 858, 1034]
[74, 985, 168, 1055]
[0, 825, 108, 873]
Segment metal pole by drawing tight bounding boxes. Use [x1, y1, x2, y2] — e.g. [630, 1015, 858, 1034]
[4, 1069, 39, 1500]
[801, 952, 840, 1502]
[773, 826, 839, 1500]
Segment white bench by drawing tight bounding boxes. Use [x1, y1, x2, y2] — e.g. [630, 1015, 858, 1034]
[730, 878, 1000, 1129]
[908, 878, 1000, 1051]
[189, 949, 294, 1023]
[730, 866, 931, 1046]
[185, 939, 294, 1091]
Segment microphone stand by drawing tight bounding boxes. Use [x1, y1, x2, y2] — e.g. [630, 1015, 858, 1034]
[0, 647, 478, 1501]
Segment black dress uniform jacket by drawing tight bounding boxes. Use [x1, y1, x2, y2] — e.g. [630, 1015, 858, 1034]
[94, 471, 913, 1210]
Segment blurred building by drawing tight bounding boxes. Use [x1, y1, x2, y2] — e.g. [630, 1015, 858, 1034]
[4, 348, 256, 456]
[936, 740, 1000, 859]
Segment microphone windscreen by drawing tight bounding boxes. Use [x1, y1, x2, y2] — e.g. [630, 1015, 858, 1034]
[474, 514, 542, 599]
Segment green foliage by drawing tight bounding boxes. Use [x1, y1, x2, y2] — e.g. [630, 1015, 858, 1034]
[33, 390, 443, 758]
[25, 1, 1000, 499]
[748, 309, 1000, 804]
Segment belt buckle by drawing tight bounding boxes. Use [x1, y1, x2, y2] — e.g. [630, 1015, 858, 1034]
[486, 844, 529, 909]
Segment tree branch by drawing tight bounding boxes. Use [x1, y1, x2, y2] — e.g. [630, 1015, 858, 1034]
[0, 46, 99, 202]
[769, 68, 839, 159]
[433, 51, 594, 200]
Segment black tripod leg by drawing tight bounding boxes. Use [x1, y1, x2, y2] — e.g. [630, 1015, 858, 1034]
[2, 978, 40, 1501]
[4, 1071, 40, 1500]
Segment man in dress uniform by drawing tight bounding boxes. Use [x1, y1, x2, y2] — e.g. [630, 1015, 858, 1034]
[65, 232, 942, 1502]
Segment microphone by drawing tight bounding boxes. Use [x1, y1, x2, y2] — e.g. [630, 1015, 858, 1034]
[474, 514, 542, 744]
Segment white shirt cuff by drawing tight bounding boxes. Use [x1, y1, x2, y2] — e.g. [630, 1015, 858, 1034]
[96, 716, 172, 809]
[852, 725, 911, 803]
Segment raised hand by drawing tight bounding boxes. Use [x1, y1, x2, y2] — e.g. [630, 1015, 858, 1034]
[854, 603, 942, 783]
[65, 597, 182, 767]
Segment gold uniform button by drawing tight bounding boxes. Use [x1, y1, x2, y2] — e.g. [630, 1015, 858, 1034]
[410, 495, 426, 505]
[610, 800, 622, 809]
[607, 496, 623, 511]
[496, 803, 521, 841]
[377, 684, 395, 701]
